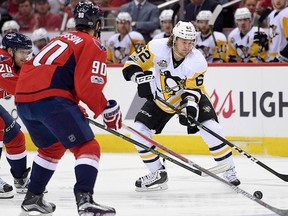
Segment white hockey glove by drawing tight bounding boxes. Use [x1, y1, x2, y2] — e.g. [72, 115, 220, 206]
[101, 100, 122, 130]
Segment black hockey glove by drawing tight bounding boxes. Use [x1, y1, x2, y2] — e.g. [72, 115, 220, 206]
[253, 32, 268, 51]
[135, 71, 156, 101]
[179, 93, 199, 134]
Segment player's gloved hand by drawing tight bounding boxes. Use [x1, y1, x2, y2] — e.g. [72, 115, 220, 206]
[253, 32, 268, 50]
[178, 93, 199, 134]
[78, 105, 88, 117]
[101, 100, 122, 130]
[0, 88, 11, 99]
[135, 71, 156, 101]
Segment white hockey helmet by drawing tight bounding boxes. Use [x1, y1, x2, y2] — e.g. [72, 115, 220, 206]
[196, 10, 212, 21]
[234, 7, 251, 20]
[32, 28, 49, 42]
[116, 12, 132, 23]
[2, 20, 20, 35]
[66, 17, 75, 30]
[173, 21, 197, 41]
[159, 9, 173, 22]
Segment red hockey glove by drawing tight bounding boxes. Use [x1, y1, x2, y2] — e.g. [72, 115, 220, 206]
[78, 105, 88, 117]
[101, 100, 122, 130]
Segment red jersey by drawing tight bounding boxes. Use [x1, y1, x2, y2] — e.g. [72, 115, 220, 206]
[15, 31, 108, 118]
[0, 49, 19, 95]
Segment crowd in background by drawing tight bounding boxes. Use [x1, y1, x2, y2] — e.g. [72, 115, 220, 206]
[0, 0, 287, 63]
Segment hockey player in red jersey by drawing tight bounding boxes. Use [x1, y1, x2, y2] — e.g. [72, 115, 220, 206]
[0, 32, 33, 199]
[15, 2, 121, 215]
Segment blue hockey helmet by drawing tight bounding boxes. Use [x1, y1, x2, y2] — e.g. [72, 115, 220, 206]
[74, 1, 104, 29]
[2, 32, 32, 52]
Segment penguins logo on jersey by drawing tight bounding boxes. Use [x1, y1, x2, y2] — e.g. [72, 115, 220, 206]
[114, 46, 127, 62]
[235, 44, 249, 60]
[159, 70, 184, 99]
[269, 24, 279, 40]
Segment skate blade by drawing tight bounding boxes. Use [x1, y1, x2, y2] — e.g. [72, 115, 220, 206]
[0, 191, 14, 199]
[201, 163, 231, 177]
[79, 212, 116, 216]
[135, 183, 168, 192]
[18, 209, 53, 216]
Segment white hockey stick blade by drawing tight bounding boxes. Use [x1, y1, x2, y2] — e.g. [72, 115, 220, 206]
[222, 0, 241, 8]
[209, 4, 222, 26]
[201, 163, 231, 177]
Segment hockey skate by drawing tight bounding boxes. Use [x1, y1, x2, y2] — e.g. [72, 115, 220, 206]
[76, 192, 116, 216]
[21, 190, 56, 215]
[223, 167, 241, 186]
[135, 167, 168, 192]
[0, 177, 13, 199]
[11, 167, 30, 194]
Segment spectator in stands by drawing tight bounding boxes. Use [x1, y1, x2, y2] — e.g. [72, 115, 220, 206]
[153, 9, 173, 39]
[241, 0, 263, 27]
[60, 0, 80, 19]
[15, 0, 36, 32]
[34, 0, 62, 31]
[107, 12, 145, 64]
[227, 7, 268, 62]
[66, 17, 75, 32]
[9, 0, 19, 17]
[31, 27, 50, 55]
[1, 20, 20, 36]
[267, 0, 288, 62]
[0, 0, 13, 31]
[120, 0, 160, 43]
[195, 10, 227, 62]
[109, 0, 129, 7]
[184, 0, 223, 32]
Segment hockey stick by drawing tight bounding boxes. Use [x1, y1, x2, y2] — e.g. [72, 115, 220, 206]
[59, 0, 70, 34]
[155, 95, 288, 182]
[122, 123, 231, 177]
[88, 119, 288, 215]
[87, 118, 200, 176]
[209, 5, 223, 61]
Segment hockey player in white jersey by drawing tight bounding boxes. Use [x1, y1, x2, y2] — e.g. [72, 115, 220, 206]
[122, 21, 240, 192]
[107, 12, 145, 64]
[227, 7, 268, 62]
[153, 9, 174, 39]
[195, 10, 227, 63]
[267, 0, 288, 62]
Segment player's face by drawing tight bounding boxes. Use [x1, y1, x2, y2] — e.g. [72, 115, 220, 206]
[14, 48, 32, 67]
[161, 20, 173, 34]
[117, 21, 130, 35]
[272, 0, 286, 10]
[236, 18, 251, 34]
[33, 39, 48, 51]
[244, 0, 257, 14]
[174, 37, 194, 57]
[197, 20, 210, 34]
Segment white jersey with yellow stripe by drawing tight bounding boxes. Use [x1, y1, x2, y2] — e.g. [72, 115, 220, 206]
[227, 26, 267, 62]
[267, 7, 288, 61]
[196, 31, 227, 63]
[107, 31, 145, 64]
[123, 38, 208, 114]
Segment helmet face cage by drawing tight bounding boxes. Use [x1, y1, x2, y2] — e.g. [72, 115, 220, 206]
[74, 1, 104, 29]
[172, 21, 197, 46]
[196, 10, 212, 21]
[116, 12, 132, 23]
[159, 9, 173, 22]
[2, 32, 32, 52]
[234, 7, 251, 20]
